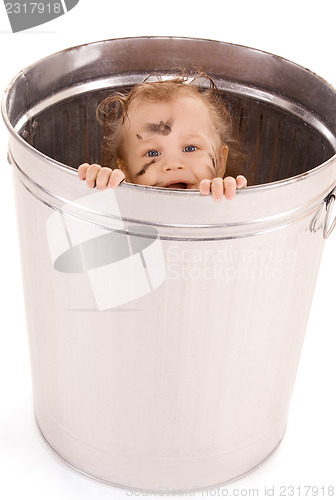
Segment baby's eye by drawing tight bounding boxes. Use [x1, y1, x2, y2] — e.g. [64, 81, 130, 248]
[146, 150, 160, 157]
[184, 145, 197, 153]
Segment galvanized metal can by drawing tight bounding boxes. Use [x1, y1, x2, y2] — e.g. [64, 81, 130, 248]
[2, 37, 336, 492]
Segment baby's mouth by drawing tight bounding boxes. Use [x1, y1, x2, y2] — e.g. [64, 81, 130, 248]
[163, 182, 191, 189]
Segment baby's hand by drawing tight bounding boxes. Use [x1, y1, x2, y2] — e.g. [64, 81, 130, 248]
[199, 175, 247, 201]
[78, 163, 125, 190]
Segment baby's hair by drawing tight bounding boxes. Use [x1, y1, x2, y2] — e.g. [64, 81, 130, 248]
[97, 70, 245, 177]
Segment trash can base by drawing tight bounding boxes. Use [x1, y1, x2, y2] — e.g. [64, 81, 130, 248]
[35, 413, 285, 493]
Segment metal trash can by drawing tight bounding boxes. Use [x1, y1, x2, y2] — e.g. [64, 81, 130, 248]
[2, 37, 336, 493]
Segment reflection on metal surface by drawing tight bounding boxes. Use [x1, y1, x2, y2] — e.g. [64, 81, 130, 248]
[46, 191, 166, 310]
[323, 191, 336, 239]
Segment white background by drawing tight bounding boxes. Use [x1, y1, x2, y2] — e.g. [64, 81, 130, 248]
[0, 1, 336, 499]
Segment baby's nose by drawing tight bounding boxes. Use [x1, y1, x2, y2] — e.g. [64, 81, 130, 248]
[162, 157, 185, 171]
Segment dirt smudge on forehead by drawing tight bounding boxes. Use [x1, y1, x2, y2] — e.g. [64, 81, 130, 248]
[146, 121, 172, 136]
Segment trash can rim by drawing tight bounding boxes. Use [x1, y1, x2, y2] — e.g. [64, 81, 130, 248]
[2, 35, 336, 196]
[4, 125, 336, 196]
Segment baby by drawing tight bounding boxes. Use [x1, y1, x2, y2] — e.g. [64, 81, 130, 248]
[78, 72, 247, 201]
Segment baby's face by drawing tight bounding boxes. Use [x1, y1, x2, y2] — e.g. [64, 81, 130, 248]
[117, 95, 228, 189]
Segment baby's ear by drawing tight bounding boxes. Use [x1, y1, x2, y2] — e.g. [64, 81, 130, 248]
[215, 145, 229, 178]
[116, 158, 131, 182]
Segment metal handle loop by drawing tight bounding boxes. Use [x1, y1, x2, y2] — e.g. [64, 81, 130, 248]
[323, 192, 336, 239]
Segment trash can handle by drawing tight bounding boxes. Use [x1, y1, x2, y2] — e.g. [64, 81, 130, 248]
[323, 188, 336, 239]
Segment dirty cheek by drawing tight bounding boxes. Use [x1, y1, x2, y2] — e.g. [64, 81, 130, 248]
[136, 158, 158, 177]
[208, 151, 216, 170]
[143, 158, 157, 169]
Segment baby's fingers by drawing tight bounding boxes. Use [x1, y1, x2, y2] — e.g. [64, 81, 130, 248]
[211, 178, 225, 201]
[236, 175, 247, 189]
[80, 163, 102, 189]
[96, 167, 113, 190]
[223, 176, 237, 200]
[199, 179, 212, 196]
[78, 163, 90, 180]
[108, 169, 126, 189]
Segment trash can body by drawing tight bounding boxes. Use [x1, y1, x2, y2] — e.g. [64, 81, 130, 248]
[2, 37, 336, 492]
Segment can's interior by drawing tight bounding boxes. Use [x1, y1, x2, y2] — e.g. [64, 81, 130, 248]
[19, 84, 335, 187]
